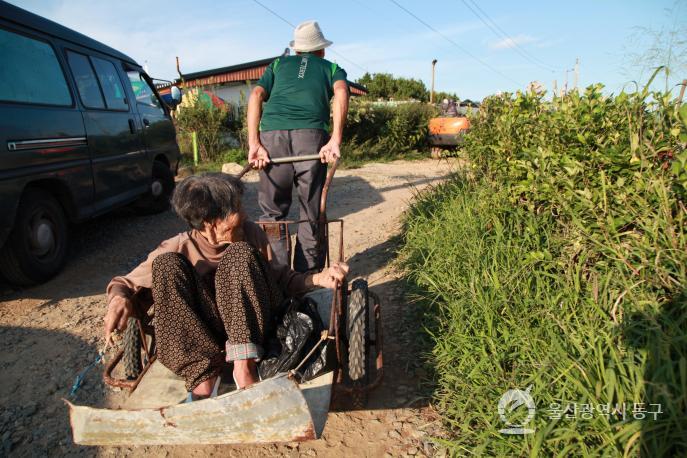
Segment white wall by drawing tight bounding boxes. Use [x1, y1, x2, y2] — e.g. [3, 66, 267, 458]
[212, 82, 253, 110]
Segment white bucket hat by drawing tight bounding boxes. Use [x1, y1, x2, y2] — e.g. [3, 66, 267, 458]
[290, 20, 333, 52]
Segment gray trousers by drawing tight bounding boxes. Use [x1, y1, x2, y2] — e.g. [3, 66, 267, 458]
[258, 129, 328, 272]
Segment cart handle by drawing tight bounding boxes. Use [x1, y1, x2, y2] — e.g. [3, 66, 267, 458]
[272, 154, 322, 164]
[236, 155, 338, 217]
[237, 154, 322, 178]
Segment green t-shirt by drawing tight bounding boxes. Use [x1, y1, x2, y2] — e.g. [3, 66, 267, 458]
[257, 53, 347, 132]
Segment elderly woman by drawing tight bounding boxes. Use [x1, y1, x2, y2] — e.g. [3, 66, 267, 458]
[103, 173, 347, 398]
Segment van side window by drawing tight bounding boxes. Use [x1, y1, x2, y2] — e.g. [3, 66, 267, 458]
[126, 71, 164, 116]
[66, 51, 105, 109]
[91, 57, 128, 111]
[0, 27, 72, 106]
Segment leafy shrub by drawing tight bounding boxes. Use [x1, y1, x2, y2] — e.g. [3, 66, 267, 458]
[175, 88, 230, 162]
[401, 76, 687, 456]
[341, 100, 437, 165]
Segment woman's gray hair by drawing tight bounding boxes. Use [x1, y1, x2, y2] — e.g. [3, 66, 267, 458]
[172, 173, 245, 230]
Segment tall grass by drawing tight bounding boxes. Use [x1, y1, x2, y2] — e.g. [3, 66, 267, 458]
[400, 80, 687, 456]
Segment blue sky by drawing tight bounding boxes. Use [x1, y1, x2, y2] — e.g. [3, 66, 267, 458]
[10, 0, 686, 99]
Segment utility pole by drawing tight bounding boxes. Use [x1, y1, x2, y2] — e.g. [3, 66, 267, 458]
[552, 80, 558, 98]
[573, 57, 579, 91]
[430, 59, 437, 104]
[563, 69, 569, 96]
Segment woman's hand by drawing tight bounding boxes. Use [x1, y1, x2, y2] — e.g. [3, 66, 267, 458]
[104, 296, 134, 344]
[313, 261, 349, 289]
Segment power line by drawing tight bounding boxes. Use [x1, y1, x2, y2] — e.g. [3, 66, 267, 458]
[251, 0, 295, 27]
[462, 0, 558, 73]
[251, 0, 368, 73]
[388, 0, 523, 87]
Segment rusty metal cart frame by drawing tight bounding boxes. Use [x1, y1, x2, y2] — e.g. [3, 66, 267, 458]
[103, 156, 383, 408]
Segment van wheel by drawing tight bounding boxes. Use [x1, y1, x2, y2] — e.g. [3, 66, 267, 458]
[0, 189, 68, 286]
[132, 161, 174, 214]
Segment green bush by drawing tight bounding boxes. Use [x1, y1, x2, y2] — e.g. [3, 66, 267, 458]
[175, 89, 230, 162]
[179, 148, 246, 173]
[341, 100, 437, 166]
[400, 77, 687, 456]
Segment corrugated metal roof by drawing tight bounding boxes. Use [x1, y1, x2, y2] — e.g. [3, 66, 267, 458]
[156, 56, 368, 96]
[182, 65, 270, 88]
[182, 57, 278, 81]
[348, 82, 368, 95]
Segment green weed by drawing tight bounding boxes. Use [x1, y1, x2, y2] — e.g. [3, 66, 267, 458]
[400, 78, 687, 456]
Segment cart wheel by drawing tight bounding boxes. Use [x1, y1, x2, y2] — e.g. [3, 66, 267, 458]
[123, 317, 142, 380]
[347, 279, 369, 408]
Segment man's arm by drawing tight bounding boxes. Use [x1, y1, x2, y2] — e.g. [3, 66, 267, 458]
[319, 80, 350, 163]
[247, 86, 270, 169]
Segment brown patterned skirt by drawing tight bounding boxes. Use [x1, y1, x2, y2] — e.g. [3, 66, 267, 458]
[150, 241, 283, 391]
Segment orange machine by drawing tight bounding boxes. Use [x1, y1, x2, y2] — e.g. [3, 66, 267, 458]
[429, 116, 470, 147]
[428, 116, 470, 158]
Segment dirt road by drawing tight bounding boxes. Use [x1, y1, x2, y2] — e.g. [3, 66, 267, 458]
[0, 159, 454, 457]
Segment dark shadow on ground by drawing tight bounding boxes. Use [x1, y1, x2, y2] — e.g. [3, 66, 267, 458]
[622, 291, 687, 456]
[0, 326, 101, 457]
[0, 171, 444, 303]
[345, 235, 401, 280]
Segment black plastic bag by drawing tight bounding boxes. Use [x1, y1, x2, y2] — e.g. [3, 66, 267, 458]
[258, 296, 329, 382]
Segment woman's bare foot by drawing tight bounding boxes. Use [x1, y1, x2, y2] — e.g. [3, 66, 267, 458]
[191, 376, 218, 398]
[233, 359, 259, 389]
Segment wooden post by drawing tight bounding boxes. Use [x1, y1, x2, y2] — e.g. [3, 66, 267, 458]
[678, 79, 687, 105]
[176, 56, 185, 86]
[430, 59, 437, 104]
[192, 131, 199, 166]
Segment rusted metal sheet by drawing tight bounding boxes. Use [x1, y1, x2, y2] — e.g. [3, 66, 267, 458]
[299, 371, 333, 437]
[122, 360, 187, 410]
[67, 374, 319, 445]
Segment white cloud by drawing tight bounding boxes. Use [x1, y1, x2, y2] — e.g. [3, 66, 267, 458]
[490, 34, 537, 50]
[11, 0, 284, 80]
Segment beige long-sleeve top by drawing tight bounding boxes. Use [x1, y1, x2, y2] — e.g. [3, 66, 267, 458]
[106, 221, 314, 305]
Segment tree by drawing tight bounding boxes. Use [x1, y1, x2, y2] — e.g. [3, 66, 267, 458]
[356, 72, 430, 101]
[433, 91, 460, 102]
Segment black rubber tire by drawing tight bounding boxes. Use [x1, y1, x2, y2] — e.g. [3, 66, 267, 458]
[0, 189, 68, 286]
[123, 317, 142, 380]
[132, 160, 175, 215]
[347, 278, 369, 408]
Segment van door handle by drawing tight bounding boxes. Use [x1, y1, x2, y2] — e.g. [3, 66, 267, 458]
[142, 118, 150, 127]
[128, 119, 137, 134]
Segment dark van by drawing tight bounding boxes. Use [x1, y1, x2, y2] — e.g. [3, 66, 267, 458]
[0, 1, 182, 286]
